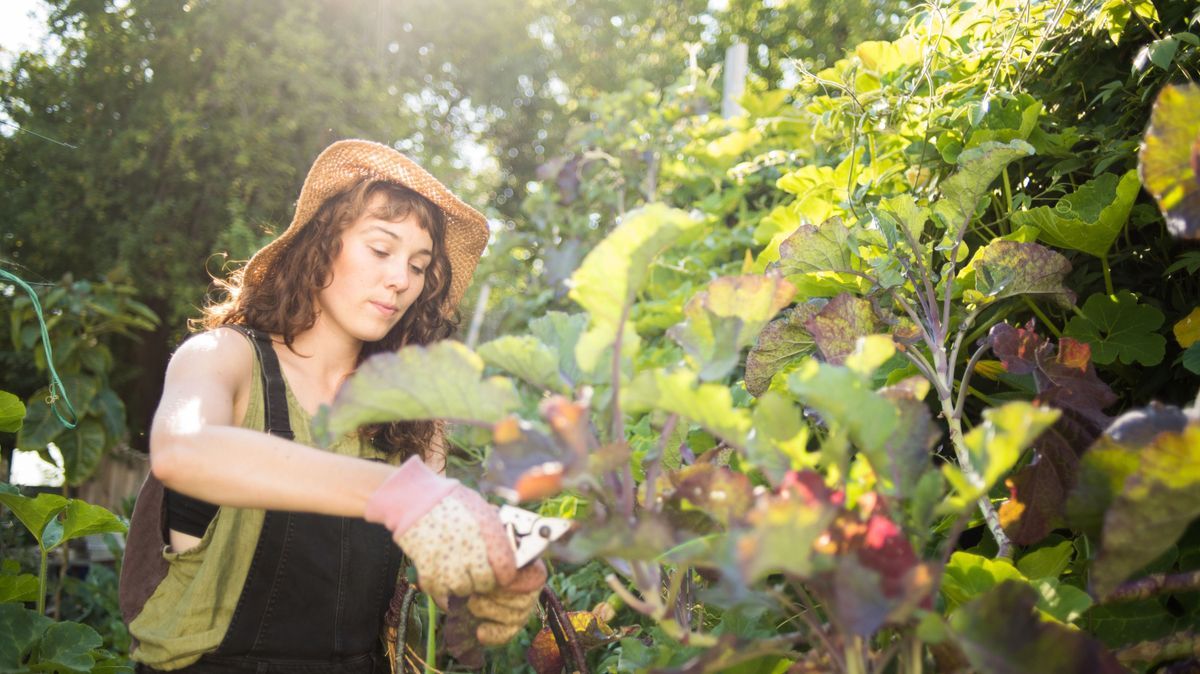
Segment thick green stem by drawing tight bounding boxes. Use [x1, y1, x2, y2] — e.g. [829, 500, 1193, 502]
[944, 405, 1013, 559]
[425, 595, 437, 674]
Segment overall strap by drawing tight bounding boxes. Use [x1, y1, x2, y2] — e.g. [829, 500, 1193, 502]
[225, 325, 294, 440]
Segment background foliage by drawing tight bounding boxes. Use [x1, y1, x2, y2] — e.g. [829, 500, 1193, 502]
[4, 0, 1200, 672]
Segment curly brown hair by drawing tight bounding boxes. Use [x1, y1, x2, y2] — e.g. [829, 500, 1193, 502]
[198, 180, 459, 461]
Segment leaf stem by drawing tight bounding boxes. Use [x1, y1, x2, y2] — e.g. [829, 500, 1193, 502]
[955, 341, 991, 419]
[37, 546, 48, 616]
[1021, 296, 1061, 338]
[609, 300, 633, 443]
[1101, 255, 1115, 296]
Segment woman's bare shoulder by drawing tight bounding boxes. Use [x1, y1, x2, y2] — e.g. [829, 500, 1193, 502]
[165, 326, 255, 385]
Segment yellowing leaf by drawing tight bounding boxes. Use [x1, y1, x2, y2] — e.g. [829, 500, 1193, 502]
[569, 204, 701, 372]
[1173, 307, 1200, 347]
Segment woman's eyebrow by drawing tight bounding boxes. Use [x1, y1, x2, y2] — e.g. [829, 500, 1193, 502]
[367, 224, 433, 256]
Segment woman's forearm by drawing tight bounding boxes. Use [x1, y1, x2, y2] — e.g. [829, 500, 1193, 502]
[150, 423, 395, 518]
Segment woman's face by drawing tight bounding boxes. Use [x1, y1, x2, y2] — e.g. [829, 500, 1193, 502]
[316, 194, 435, 344]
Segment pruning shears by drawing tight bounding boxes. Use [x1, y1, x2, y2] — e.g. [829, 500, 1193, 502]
[498, 505, 573, 568]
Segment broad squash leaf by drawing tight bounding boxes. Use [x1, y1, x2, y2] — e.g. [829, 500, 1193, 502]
[1009, 170, 1140, 258]
[0, 391, 24, 433]
[0, 603, 53, 670]
[806, 293, 883, 365]
[1064, 290, 1166, 366]
[35, 621, 104, 673]
[0, 489, 69, 550]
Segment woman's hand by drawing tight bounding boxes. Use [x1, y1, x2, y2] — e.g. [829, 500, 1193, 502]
[467, 560, 547, 645]
[364, 457, 518, 609]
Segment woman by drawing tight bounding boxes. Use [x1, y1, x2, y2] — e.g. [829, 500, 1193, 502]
[120, 140, 545, 673]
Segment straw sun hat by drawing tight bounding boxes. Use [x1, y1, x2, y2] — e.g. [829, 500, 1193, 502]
[242, 139, 490, 314]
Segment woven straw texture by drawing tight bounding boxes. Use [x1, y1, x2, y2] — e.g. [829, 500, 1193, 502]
[243, 139, 490, 313]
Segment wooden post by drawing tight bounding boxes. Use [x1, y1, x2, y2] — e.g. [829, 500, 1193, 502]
[722, 41, 749, 119]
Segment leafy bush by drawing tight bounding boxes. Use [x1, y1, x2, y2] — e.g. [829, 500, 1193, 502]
[318, 1, 1200, 672]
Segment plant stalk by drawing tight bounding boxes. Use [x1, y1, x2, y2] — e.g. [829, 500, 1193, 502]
[37, 546, 48, 616]
[425, 595, 437, 674]
[943, 404, 1013, 558]
[542, 586, 590, 674]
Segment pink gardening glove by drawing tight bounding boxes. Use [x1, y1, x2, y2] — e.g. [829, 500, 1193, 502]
[365, 457, 518, 610]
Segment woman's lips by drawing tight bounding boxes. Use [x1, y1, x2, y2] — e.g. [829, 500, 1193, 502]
[371, 301, 398, 316]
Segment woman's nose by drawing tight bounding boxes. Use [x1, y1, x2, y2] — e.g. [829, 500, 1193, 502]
[386, 263, 410, 292]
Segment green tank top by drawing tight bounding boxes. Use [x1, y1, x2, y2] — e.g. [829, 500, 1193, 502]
[129, 354, 395, 670]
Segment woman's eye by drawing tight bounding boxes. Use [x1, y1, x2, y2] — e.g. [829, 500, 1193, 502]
[370, 248, 389, 259]
[410, 265, 427, 276]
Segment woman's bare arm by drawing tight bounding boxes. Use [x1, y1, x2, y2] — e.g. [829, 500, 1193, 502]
[149, 328, 394, 518]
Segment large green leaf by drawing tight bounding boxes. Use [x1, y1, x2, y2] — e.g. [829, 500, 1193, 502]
[962, 240, 1074, 308]
[943, 403, 1060, 510]
[746, 392, 809, 485]
[787, 357, 898, 456]
[0, 489, 69, 550]
[569, 204, 700, 372]
[0, 603, 52, 670]
[744, 301, 824, 397]
[768, 216, 855, 276]
[1063, 291, 1166, 366]
[315, 341, 520, 442]
[57, 419, 108, 487]
[1009, 171, 1140, 258]
[16, 389, 65, 452]
[624, 368, 752, 448]
[931, 140, 1035, 237]
[478, 335, 570, 394]
[0, 391, 25, 434]
[949, 581, 1124, 674]
[60, 499, 127, 544]
[1139, 83, 1200, 239]
[667, 274, 796, 381]
[32, 621, 103, 673]
[941, 552, 1027, 612]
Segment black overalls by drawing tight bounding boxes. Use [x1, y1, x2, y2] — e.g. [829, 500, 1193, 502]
[136, 327, 402, 673]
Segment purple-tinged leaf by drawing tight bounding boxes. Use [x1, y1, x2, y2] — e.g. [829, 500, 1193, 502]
[805, 293, 882, 365]
[483, 417, 571, 503]
[962, 240, 1075, 308]
[878, 378, 939, 500]
[668, 274, 796, 381]
[744, 300, 825, 397]
[1066, 403, 1200, 597]
[988, 322, 1116, 544]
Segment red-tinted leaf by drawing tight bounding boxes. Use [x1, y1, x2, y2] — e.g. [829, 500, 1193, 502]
[444, 596, 486, 669]
[745, 301, 825, 397]
[525, 610, 627, 674]
[987, 322, 1116, 544]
